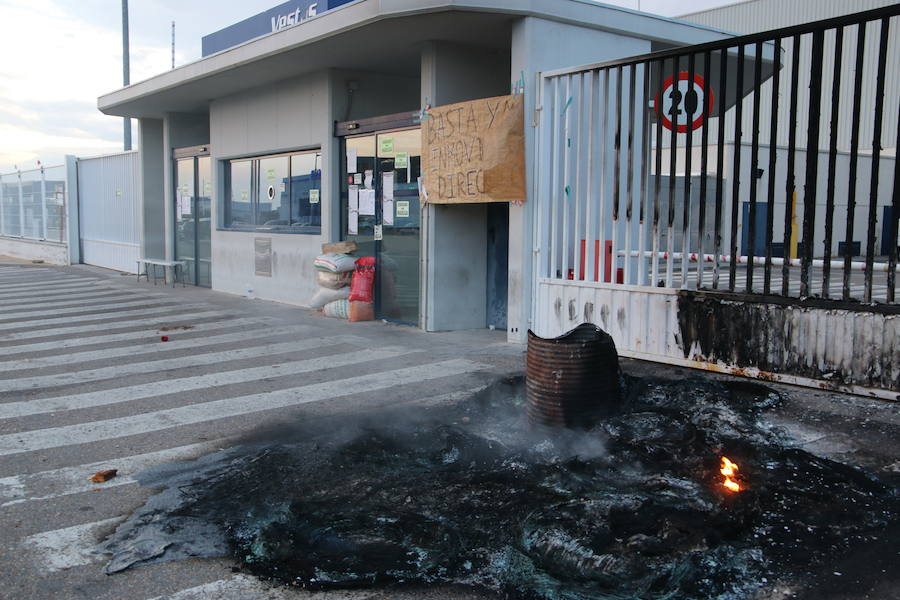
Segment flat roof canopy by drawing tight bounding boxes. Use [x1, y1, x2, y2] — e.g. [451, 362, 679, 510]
[98, 0, 737, 118]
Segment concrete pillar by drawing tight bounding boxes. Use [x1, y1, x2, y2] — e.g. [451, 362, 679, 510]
[162, 117, 175, 262]
[17, 170, 24, 236]
[420, 41, 509, 331]
[0, 171, 6, 236]
[139, 118, 165, 260]
[40, 167, 48, 240]
[64, 155, 79, 265]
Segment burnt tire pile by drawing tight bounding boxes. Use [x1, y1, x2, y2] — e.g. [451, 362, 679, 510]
[103, 377, 898, 600]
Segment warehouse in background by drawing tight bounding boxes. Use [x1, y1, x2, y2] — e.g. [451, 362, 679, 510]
[677, 0, 899, 261]
[97, 0, 737, 337]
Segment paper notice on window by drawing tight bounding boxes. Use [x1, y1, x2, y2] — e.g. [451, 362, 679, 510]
[179, 196, 191, 216]
[309, 189, 320, 204]
[346, 147, 358, 173]
[396, 200, 410, 218]
[364, 169, 374, 190]
[382, 171, 394, 200]
[348, 185, 360, 235]
[383, 199, 394, 225]
[353, 173, 362, 185]
[359, 188, 376, 215]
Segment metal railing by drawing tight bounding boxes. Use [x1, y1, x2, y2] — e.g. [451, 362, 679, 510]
[0, 164, 68, 244]
[536, 4, 899, 306]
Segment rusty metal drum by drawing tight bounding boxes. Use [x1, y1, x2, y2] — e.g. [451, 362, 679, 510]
[526, 323, 622, 428]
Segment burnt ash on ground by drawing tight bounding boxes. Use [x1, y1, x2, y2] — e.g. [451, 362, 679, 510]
[101, 376, 899, 600]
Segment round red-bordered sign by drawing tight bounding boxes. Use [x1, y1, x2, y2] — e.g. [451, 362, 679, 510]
[654, 73, 714, 133]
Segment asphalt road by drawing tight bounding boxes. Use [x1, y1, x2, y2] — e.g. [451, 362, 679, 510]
[0, 263, 519, 600]
[1, 262, 896, 600]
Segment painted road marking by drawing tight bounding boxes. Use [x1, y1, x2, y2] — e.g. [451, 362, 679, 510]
[0, 269, 90, 278]
[0, 359, 489, 455]
[0, 297, 184, 321]
[0, 283, 116, 301]
[0, 333, 353, 393]
[0, 290, 159, 311]
[0, 309, 235, 342]
[0, 347, 415, 418]
[0, 270, 77, 279]
[0, 271, 84, 280]
[0, 440, 227, 506]
[0, 324, 314, 371]
[0, 273, 69, 285]
[0, 386, 485, 507]
[146, 575, 305, 600]
[0, 316, 274, 357]
[22, 517, 124, 573]
[0, 302, 213, 333]
[0, 278, 102, 292]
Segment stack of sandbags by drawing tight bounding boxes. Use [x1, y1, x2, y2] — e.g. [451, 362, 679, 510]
[311, 241, 358, 316]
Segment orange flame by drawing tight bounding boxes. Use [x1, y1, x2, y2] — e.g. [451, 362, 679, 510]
[720, 456, 742, 493]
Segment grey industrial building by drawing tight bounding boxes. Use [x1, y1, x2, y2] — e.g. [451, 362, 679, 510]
[98, 0, 738, 340]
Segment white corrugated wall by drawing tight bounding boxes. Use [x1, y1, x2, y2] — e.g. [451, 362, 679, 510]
[680, 0, 899, 154]
[77, 151, 142, 273]
[532, 279, 900, 399]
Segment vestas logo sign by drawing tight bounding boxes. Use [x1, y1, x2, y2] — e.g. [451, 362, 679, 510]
[201, 0, 355, 57]
[271, 3, 318, 32]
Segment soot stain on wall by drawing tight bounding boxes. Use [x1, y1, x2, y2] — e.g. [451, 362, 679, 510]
[675, 292, 899, 391]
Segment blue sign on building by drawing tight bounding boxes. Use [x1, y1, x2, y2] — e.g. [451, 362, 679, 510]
[201, 0, 356, 57]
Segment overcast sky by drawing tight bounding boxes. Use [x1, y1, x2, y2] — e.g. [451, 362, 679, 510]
[0, 0, 740, 173]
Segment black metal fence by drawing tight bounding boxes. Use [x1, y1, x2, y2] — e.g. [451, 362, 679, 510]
[538, 4, 899, 307]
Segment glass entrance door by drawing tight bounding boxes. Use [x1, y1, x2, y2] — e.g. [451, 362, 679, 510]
[341, 128, 421, 325]
[174, 153, 212, 287]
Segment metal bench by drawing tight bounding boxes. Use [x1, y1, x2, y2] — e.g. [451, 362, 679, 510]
[136, 259, 186, 287]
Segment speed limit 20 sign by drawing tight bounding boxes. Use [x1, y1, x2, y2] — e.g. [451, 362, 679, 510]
[654, 72, 714, 133]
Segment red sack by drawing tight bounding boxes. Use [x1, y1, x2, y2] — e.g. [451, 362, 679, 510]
[349, 257, 376, 303]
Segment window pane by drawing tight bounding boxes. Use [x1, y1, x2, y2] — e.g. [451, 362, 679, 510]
[224, 149, 321, 233]
[290, 151, 321, 227]
[345, 135, 377, 237]
[1, 174, 20, 236]
[197, 157, 212, 287]
[175, 158, 196, 284]
[227, 160, 252, 226]
[19, 169, 43, 239]
[258, 156, 290, 227]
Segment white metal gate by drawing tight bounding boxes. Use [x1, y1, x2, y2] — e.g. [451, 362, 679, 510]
[531, 6, 899, 399]
[77, 151, 142, 273]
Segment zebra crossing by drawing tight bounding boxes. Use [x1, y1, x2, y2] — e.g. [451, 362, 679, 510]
[0, 265, 500, 600]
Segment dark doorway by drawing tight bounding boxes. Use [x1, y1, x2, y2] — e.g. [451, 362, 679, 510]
[486, 203, 508, 330]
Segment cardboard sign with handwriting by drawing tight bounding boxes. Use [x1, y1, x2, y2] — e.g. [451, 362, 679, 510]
[422, 94, 525, 204]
